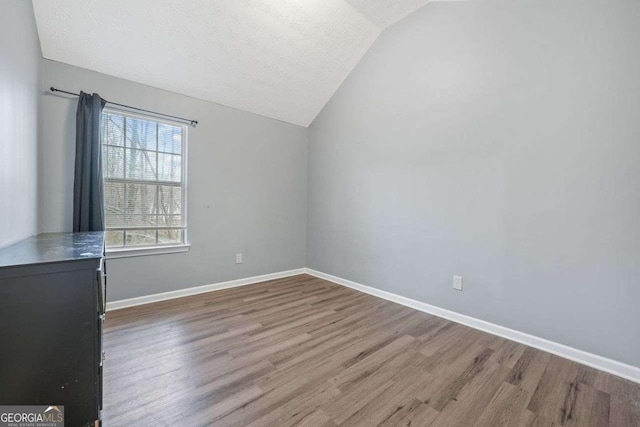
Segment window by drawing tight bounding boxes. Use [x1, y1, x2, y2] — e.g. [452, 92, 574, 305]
[101, 109, 187, 250]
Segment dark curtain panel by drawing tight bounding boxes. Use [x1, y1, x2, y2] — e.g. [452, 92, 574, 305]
[73, 92, 107, 232]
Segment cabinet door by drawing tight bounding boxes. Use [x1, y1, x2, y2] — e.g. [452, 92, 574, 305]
[0, 267, 97, 427]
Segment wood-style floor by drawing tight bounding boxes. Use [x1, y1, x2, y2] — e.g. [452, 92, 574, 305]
[103, 274, 640, 426]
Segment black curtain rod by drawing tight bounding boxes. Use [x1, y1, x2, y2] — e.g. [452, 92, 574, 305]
[49, 87, 198, 127]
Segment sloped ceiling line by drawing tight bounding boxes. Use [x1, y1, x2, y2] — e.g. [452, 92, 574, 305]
[32, 0, 430, 127]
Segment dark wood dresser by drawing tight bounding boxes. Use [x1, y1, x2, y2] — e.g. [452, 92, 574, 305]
[0, 232, 106, 427]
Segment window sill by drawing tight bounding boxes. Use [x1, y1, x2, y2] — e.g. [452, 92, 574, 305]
[106, 244, 191, 259]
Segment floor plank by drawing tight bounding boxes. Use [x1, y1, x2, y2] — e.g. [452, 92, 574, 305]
[103, 274, 640, 426]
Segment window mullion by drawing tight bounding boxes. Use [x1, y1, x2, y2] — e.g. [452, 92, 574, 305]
[156, 121, 159, 240]
[123, 116, 128, 247]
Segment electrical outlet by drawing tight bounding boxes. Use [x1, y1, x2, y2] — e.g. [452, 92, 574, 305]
[453, 275, 463, 291]
[235, 253, 243, 264]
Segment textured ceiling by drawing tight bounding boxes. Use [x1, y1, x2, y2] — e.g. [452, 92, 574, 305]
[32, 0, 430, 126]
[346, 0, 435, 29]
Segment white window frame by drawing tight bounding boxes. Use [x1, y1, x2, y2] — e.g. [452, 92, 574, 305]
[101, 107, 190, 258]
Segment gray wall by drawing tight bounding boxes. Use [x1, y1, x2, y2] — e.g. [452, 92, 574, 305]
[40, 60, 308, 301]
[0, 1, 41, 248]
[308, 1, 640, 367]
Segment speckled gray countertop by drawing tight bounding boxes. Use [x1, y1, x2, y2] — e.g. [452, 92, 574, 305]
[0, 232, 105, 268]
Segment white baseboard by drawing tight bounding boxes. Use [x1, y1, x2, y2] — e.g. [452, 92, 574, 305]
[106, 268, 306, 311]
[304, 268, 640, 384]
[105, 266, 639, 383]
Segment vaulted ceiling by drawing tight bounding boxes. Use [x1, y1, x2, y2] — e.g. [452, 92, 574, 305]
[32, 0, 431, 126]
